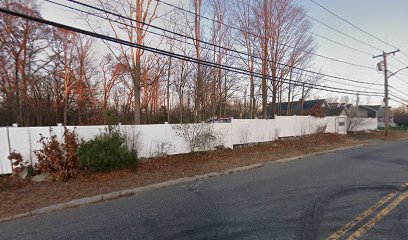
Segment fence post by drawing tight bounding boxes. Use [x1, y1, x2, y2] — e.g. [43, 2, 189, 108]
[57, 123, 63, 143]
[6, 126, 12, 174]
[27, 127, 33, 166]
[164, 121, 168, 144]
[336, 117, 339, 134]
[274, 118, 278, 140]
[230, 118, 234, 150]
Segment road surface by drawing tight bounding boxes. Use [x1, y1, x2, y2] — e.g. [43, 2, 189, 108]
[1, 139, 408, 239]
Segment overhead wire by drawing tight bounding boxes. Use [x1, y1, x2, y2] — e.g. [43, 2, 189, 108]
[46, 0, 347, 89]
[55, 0, 382, 90]
[389, 98, 407, 106]
[389, 86, 408, 99]
[61, 0, 383, 87]
[154, 0, 374, 57]
[389, 92, 408, 104]
[43, 0, 383, 89]
[151, 0, 376, 69]
[305, 14, 382, 53]
[309, 0, 408, 61]
[0, 7, 384, 97]
[393, 74, 408, 87]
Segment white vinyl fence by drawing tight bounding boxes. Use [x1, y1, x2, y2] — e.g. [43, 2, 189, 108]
[0, 116, 376, 175]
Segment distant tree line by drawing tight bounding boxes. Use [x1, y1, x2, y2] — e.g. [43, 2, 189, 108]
[0, 0, 319, 126]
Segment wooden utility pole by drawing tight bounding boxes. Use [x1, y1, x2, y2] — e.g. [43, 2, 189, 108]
[373, 49, 400, 136]
[194, 0, 203, 123]
[262, 0, 268, 119]
[166, 56, 172, 123]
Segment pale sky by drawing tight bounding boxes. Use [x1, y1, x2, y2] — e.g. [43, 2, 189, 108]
[298, 0, 408, 106]
[38, 0, 408, 107]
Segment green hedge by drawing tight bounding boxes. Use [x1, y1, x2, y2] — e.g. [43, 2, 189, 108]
[78, 131, 138, 172]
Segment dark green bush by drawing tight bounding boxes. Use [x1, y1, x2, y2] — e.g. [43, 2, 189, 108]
[78, 131, 138, 172]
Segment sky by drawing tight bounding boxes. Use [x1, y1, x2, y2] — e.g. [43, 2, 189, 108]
[298, 0, 408, 106]
[38, 0, 408, 107]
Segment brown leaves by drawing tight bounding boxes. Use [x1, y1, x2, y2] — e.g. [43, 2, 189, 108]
[34, 127, 80, 181]
[7, 150, 27, 174]
[304, 104, 326, 118]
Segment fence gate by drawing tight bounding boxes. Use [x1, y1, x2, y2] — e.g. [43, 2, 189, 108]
[337, 116, 347, 134]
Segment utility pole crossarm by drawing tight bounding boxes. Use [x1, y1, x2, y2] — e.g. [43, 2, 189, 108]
[373, 49, 400, 59]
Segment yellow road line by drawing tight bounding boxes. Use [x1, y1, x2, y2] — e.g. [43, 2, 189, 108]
[347, 190, 408, 240]
[327, 182, 408, 240]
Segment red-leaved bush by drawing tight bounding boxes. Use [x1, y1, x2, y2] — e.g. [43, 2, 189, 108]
[304, 104, 326, 118]
[34, 127, 80, 181]
[8, 150, 29, 174]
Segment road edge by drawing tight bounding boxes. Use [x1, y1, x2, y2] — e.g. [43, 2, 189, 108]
[0, 144, 366, 223]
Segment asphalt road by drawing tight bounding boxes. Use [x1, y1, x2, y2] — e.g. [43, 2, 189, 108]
[1, 139, 408, 240]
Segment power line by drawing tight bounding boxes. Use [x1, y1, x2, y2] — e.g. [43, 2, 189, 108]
[393, 74, 408, 87]
[390, 55, 408, 70]
[365, 75, 383, 89]
[147, 0, 376, 69]
[389, 92, 408, 104]
[156, 0, 374, 57]
[309, 0, 394, 49]
[45, 0, 338, 89]
[389, 86, 408, 99]
[45, 0, 383, 88]
[309, 0, 408, 60]
[50, 0, 380, 90]
[305, 14, 382, 53]
[389, 98, 407, 106]
[146, 0, 374, 57]
[0, 6, 384, 97]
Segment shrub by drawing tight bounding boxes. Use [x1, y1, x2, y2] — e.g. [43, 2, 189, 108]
[78, 131, 138, 172]
[8, 150, 30, 174]
[304, 104, 325, 118]
[151, 140, 175, 157]
[173, 123, 223, 152]
[316, 123, 328, 133]
[34, 128, 80, 181]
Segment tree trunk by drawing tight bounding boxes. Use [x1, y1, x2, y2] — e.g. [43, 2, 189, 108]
[133, 59, 141, 124]
[167, 56, 171, 123]
[262, 0, 268, 119]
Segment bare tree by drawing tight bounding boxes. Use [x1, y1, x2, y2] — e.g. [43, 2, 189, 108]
[235, 0, 257, 118]
[93, 0, 160, 124]
[252, 0, 270, 119]
[193, 0, 203, 122]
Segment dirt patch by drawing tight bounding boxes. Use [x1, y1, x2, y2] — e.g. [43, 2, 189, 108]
[0, 132, 403, 220]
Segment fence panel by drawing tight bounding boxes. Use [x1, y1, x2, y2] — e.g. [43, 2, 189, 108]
[0, 128, 11, 174]
[325, 117, 337, 133]
[256, 119, 278, 142]
[0, 116, 380, 175]
[350, 118, 378, 131]
[231, 119, 257, 144]
[276, 116, 295, 137]
[293, 116, 311, 136]
[231, 119, 278, 144]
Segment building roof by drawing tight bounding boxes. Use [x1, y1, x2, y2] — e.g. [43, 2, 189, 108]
[325, 106, 349, 117]
[328, 103, 353, 109]
[328, 103, 338, 108]
[269, 99, 326, 116]
[359, 105, 382, 112]
[358, 105, 383, 118]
